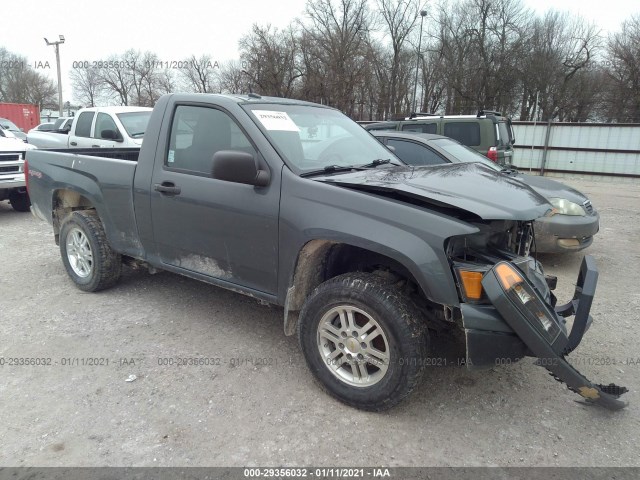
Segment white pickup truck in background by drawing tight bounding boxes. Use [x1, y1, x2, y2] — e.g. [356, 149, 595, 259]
[0, 129, 36, 211]
[26, 106, 152, 149]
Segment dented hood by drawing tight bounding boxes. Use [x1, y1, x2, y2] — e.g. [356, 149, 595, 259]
[314, 162, 552, 220]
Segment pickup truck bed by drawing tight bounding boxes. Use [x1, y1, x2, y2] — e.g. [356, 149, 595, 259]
[27, 148, 142, 258]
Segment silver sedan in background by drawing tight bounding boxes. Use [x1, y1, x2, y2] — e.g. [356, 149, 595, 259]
[371, 131, 599, 253]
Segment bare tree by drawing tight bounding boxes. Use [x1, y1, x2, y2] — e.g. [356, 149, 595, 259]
[218, 61, 251, 94]
[300, 0, 373, 116]
[239, 24, 303, 97]
[179, 54, 219, 93]
[561, 67, 607, 121]
[0, 48, 57, 106]
[98, 53, 133, 105]
[6, 3, 636, 122]
[377, 0, 421, 115]
[603, 15, 640, 122]
[22, 69, 58, 107]
[70, 50, 172, 107]
[131, 51, 171, 106]
[70, 66, 103, 107]
[518, 11, 601, 120]
[432, 0, 478, 113]
[363, 41, 391, 118]
[419, 43, 446, 113]
[155, 68, 176, 96]
[433, 0, 530, 115]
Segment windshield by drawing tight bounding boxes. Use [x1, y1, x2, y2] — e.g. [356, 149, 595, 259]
[244, 104, 400, 173]
[116, 111, 152, 138]
[431, 138, 503, 172]
[0, 119, 20, 131]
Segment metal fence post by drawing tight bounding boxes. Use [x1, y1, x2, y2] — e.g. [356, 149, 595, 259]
[540, 119, 553, 176]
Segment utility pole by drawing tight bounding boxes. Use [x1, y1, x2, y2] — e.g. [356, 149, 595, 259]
[412, 10, 428, 114]
[45, 35, 65, 117]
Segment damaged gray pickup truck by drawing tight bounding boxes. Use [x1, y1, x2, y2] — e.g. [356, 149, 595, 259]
[25, 93, 627, 411]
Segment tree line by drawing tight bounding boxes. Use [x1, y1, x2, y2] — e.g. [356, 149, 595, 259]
[1, 0, 639, 122]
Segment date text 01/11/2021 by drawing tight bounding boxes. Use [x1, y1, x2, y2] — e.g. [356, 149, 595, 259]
[243, 468, 391, 478]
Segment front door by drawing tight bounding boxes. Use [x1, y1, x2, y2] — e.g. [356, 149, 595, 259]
[90, 112, 122, 148]
[149, 104, 280, 295]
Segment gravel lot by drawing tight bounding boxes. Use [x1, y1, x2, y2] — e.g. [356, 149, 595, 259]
[1, 176, 639, 467]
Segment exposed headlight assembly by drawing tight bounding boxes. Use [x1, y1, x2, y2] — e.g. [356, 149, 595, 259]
[494, 263, 561, 343]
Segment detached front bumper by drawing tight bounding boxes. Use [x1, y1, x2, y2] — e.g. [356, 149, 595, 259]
[464, 255, 627, 410]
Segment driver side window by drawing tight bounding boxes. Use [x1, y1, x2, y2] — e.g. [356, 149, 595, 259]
[167, 105, 256, 175]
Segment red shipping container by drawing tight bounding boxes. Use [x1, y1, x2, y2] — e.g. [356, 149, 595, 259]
[0, 103, 41, 132]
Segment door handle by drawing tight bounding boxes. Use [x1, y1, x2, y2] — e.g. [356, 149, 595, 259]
[91, 145, 100, 148]
[70, 141, 77, 146]
[154, 182, 181, 195]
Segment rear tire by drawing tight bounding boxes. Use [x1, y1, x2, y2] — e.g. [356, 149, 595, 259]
[298, 272, 428, 411]
[9, 191, 30, 212]
[59, 210, 122, 292]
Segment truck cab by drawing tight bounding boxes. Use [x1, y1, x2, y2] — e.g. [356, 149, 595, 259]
[68, 106, 152, 148]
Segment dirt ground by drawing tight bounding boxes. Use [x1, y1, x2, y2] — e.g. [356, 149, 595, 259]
[0, 176, 639, 467]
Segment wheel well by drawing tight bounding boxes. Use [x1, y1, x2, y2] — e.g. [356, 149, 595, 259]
[284, 240, 425, 335]
[52, 189, 94, 243]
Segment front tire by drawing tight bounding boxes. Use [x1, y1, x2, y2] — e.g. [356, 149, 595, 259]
[9, 191, 30, 212]
[59, 210, 122, 292]
[298, 273, 428, 411]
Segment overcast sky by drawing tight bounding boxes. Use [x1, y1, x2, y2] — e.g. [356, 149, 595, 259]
[0, 0, 637, 106]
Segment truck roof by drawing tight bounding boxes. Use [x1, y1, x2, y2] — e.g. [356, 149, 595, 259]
[78, 106, 153, 114]
[164, 93, 335, 110]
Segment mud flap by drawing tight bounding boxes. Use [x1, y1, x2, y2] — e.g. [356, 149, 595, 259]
[481, 256, 628, 410]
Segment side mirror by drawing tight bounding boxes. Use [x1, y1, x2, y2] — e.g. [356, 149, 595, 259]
[101, 129, 123, 142]
[386, 145, 396, 152]
[212, 150, 270, 187]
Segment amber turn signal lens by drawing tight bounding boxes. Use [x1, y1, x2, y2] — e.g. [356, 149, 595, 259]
[459, 271, 484, 300]
[495, 263, 523, 290]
